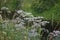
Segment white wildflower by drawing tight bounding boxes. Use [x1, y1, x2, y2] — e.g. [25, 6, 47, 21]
[16, 10, 23, 14]
[1, 7, 9, 10]
[25, 12, 34, 17]
[53, 30, 60, 36]
[41, 21, 49, 26]
[53, 30, 60, 34]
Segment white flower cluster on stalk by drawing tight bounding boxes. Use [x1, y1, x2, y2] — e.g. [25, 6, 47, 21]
[1, 7, 9, 10]
[16, 10, 34, 18]
[1, 7, 12, 13]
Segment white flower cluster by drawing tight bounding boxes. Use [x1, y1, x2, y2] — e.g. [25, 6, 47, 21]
[53, 30, 60, 37]
[12, 10, 50, 38]
[41, 21, 49, 26]
[12, 10, 50, 33]
[48, 30, 60, 39]
[1, 7, 11, 14]
[0, 7, 50, 40]
[1, 7, 9, 10]
[16, 10, 34, 18]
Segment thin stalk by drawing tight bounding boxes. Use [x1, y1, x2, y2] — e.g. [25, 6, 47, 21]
[51, 12, 54, 28]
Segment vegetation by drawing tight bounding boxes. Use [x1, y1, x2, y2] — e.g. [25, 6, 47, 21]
[0, 0, 60, 40]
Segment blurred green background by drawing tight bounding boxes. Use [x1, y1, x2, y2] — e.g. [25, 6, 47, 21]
[0, 0, 60, 21]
